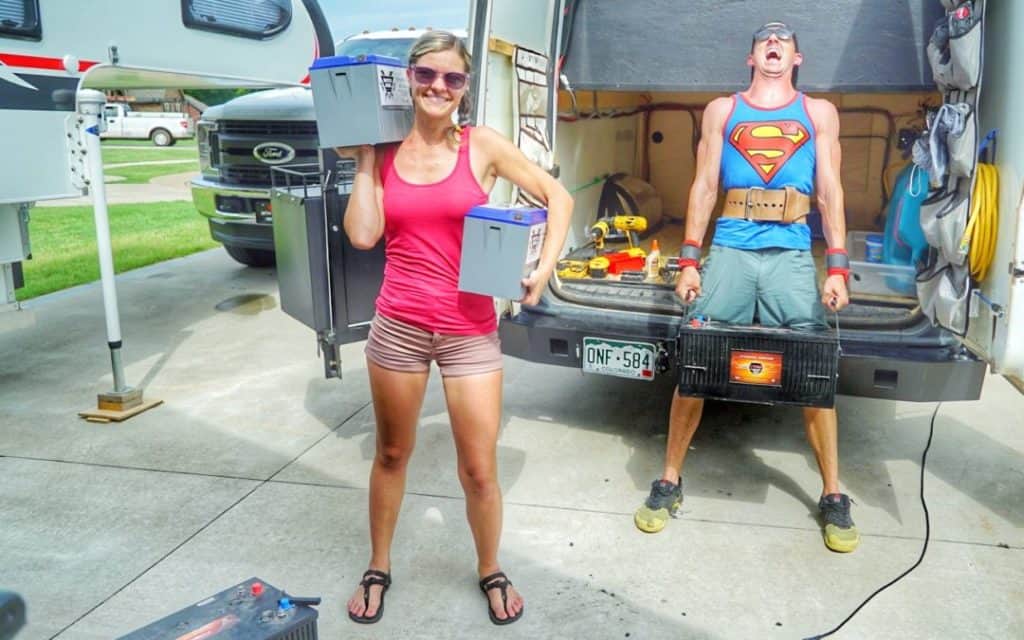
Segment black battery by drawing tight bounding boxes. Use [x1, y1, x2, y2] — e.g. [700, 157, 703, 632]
[118, 578, 318, 640]
[676, 322, 839, 407]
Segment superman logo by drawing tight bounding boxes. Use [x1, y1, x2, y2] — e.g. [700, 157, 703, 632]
[728, 120, 810, 183]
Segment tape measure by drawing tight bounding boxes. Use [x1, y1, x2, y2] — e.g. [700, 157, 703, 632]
[557, 259, 589, 279]
[588, 256, 610, 278]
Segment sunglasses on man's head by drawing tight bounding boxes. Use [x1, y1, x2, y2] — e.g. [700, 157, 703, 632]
[753, 25, 795, 42]
[410, 65, 469, 90]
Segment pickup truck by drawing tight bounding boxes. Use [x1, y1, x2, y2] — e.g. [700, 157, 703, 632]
[100, 103, 194, 146]
[191, 29, 464, 267]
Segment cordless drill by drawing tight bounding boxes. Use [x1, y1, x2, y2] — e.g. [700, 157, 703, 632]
[589, 215, 648, 254]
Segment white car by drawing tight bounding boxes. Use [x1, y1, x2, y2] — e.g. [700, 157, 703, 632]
[101, 103, 194, 146]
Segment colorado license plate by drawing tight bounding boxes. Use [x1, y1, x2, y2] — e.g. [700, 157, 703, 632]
[582, 337, 656, 380]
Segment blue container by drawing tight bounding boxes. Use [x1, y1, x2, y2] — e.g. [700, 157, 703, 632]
[882, 164, 930, 265]
[865, 233, 884, 263]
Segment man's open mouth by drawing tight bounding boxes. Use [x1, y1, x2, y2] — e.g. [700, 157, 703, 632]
[767, 50, 781, 61]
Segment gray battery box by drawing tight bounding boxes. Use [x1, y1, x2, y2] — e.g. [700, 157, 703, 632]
[459, 205, 547, 300]
[309, 54, 413, 148]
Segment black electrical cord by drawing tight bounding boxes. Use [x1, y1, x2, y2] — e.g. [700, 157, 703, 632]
[803, 402, 941, 640]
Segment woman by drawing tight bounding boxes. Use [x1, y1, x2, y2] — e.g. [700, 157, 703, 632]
[339, 30, 573, 625]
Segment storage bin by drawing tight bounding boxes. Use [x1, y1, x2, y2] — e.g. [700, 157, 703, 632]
[846, 230, 917, 297]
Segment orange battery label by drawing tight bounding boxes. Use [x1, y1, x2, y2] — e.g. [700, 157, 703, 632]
[730, 350, 783, 387]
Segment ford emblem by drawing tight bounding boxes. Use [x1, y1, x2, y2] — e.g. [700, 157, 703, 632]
[253, 142, 296, 165]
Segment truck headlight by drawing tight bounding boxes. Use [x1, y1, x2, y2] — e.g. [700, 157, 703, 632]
[196, 121, 219, 175]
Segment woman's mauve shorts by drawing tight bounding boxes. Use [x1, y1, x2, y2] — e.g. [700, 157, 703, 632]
[364, 313, 503, 377]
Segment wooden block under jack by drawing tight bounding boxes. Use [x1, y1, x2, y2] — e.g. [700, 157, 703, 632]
[80, 388, 162, 422]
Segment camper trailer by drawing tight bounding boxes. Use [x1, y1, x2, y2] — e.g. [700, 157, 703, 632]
[0, 0, 332, 308]
[278, 0, 1022, 402]
[0, 0, 334, 412]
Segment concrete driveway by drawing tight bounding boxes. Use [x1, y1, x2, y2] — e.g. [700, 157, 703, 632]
[33, 171, 196, 208]
[1, 249, 1021, 639]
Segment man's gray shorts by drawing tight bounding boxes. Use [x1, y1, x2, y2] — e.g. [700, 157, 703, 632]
[689, 245, 828, 330]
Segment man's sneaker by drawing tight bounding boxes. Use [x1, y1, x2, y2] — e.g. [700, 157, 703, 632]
[634, 479, 683, 533]
[819, 493, 860, 552]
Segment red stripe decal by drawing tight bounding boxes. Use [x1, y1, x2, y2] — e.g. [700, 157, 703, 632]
[0, 52, 100, 72]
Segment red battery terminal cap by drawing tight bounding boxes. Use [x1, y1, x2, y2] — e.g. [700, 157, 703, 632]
[251, 582, 264, 597]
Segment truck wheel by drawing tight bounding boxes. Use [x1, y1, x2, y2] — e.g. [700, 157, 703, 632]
[224, 245, 276, 268]
[150, 128, 173, 146]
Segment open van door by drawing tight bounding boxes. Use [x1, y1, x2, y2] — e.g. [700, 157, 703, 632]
[916, 0, 1024, 392]
[469, 0, 565, 202]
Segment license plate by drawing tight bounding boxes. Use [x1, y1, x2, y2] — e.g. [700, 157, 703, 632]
[730, 350, 783, 386]
[582, 337, 656, 380]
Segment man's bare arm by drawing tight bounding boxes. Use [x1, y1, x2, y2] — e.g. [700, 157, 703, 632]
[808, 97, 850, 311]
[809, 98, 845, 250]
[683, 96, 732, 243]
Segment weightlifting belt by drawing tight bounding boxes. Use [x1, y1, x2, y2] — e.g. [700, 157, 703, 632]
[722, 187, 811, 224]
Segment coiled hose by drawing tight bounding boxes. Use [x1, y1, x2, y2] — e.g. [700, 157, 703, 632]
[960, 162, 999, 282]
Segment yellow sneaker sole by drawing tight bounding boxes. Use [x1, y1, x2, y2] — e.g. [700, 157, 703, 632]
[824, 524, 860, 553]
[634, 499, 681, 534]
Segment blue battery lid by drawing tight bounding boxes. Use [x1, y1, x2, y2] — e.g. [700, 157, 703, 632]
[310, 54, 405, 71]
[466, 205, 547, 226]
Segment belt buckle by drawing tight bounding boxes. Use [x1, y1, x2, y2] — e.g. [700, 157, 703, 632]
[744, 186, 765, 221]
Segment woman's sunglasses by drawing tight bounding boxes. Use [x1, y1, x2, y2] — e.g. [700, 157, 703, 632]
[410, 65, 469, 91]
[753, 26, 795, 42]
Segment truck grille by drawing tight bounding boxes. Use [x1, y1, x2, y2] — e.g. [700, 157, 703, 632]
[211, 120, 320, 187]
[219, 120, 319, 136]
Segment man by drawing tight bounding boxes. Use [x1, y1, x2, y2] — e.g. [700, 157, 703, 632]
[633, 22, 859, 552]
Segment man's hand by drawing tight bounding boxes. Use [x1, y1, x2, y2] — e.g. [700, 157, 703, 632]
[822, 274, 849, 312]
[676, 266, 702, 304]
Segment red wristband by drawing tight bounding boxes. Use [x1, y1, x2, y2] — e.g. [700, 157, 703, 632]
[827, 267, 850, 283]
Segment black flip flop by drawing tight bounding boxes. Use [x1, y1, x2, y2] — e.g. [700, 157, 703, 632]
[349, 569, 391, 624]
[479, 571, 524, 625]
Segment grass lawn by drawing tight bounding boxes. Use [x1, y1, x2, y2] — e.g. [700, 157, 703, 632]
[20, 201, 217, 301]
[101, 146, 197, 165]
[101, 138, 196, 148]
[105, 162, 199, 184]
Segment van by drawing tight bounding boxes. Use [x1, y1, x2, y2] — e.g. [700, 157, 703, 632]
[280, 0, 1024, 402]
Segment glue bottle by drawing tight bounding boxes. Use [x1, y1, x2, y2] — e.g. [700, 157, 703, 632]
[645, 239, 661, 279]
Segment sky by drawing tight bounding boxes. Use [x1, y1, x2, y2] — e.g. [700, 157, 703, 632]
[318, 0, 470, 43]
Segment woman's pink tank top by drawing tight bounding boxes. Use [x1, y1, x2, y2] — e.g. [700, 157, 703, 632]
[375, 126, 494, 335]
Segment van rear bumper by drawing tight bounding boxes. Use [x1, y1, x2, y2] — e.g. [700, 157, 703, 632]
[498, 308, 986, 402]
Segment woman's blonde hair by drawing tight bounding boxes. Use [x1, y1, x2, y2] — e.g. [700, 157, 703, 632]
[408, 30, 472, 145]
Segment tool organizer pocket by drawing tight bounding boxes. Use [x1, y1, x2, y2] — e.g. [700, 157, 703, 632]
[927, 1, 983, 91]
[946, 104, 977, 178]
[919, 185, 970, 267]
[916, 256, 970, 335]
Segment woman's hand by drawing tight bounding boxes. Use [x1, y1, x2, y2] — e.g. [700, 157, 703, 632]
[335, 145, 374, 165]
[520, 268, 552, 306]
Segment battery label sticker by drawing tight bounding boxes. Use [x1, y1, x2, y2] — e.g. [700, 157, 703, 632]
[377, 66, 411, 108]
[525, 223, 547, 265]
[730, 350, 783, 386]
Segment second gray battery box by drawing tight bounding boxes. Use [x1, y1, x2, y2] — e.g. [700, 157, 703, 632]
[309, 54, 413, 148]
[459, 205, 547, 300]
